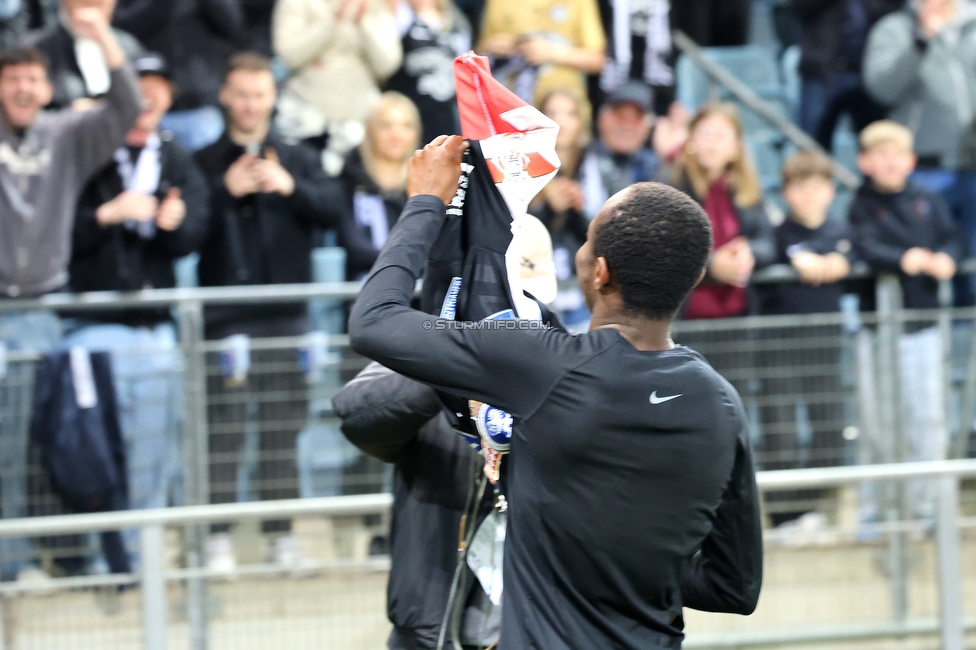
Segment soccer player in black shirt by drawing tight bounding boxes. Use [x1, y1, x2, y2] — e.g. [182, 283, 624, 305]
[349, 136, 763, 650]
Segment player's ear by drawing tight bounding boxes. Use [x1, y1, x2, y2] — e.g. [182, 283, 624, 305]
[594, 256, 612, 291]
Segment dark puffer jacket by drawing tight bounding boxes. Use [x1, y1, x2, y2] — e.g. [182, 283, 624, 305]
[333, 363, 495, 650]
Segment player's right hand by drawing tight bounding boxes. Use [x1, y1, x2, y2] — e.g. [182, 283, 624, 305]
[407, 135, 469, 206]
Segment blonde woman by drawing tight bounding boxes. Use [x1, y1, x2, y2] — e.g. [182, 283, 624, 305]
[671, 102, 775, 320]
[385, 0, 471, 143]
[339, 92, 422, 280]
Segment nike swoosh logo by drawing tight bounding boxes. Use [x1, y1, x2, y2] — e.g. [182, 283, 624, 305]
[649, 391, 683, 405]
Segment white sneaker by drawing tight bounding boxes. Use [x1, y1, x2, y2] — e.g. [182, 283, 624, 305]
[205, 533, 237, 574]
[270, 535, 303, 570]
[15, 567, 55, 594]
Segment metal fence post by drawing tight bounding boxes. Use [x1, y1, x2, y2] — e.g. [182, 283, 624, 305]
[141, 524, 167, 650]
[936, 281, 955, 464]
[875, 274, 908, 623]
[177, 299, 209, 650]
[936, 476, 963, 650]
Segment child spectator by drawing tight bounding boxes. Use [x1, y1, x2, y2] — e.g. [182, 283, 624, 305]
[850, 119, 963, 523]
[759, 151, 852, 527]
[668, 102, 775, 399]
[764, 151, 852, 316]
[850, 120, 962, 310]
[671, 102, 776, 320]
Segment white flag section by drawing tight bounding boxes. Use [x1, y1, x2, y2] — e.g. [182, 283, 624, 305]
[455, 52, 561, 320]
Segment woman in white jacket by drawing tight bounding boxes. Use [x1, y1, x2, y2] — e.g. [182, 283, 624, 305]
[273, 0, 403, 174]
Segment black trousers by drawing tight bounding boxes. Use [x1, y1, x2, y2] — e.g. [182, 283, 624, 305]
[207, 348, 307, 534]
[673, 0, 753, 47]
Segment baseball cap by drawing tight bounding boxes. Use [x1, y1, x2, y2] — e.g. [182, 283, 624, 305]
[513, 214, 557, 305]
[133, 52, 172, 80]
[604, 81, 653, 114]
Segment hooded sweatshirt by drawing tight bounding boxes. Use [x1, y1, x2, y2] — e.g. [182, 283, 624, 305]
[0, 65, 142, 298]
[863, 5, 976, 170]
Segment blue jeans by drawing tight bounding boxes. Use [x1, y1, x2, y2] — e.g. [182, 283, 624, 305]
[160, 106, 225, 152]
[799, 73, 885, 151]
[911, 169, 976, 304]
[0, 311, 62, 578]
[63, 322, 184, 569]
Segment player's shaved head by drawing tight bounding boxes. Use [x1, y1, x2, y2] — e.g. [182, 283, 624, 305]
[577, 182, 713, 321]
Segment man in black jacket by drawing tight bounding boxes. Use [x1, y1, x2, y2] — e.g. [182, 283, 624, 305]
[64, 52, 209, 564]
[349, 137, 763, 649]
[194, 51, 343, 570]
[69, 52, 210, 312]
[793, 0, 903, 150]
[24, 0, 143, 110]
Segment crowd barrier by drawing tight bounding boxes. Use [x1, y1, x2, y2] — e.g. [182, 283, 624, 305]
[0, 262, 975, 649]
[0, 462, 973, 649]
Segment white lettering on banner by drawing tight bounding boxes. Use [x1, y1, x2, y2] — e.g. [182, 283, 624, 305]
[446, 162, 473, 217]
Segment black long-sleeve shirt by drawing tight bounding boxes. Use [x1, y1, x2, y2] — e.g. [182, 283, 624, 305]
[349, 195, 764, 650]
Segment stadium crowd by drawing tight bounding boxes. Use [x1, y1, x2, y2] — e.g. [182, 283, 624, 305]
[0, 0, 972, 595]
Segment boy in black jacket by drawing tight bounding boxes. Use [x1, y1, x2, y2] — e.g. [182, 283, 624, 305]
[849, 120, 962, 308]
[849, 120, 962, 522]
[759, 151, 853, 528]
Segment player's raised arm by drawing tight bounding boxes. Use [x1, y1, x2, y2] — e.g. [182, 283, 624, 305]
[348, 136, 567, 419]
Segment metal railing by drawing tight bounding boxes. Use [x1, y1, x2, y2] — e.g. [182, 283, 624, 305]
[0, 461, 972, 649]
[2, 263, 976, 648]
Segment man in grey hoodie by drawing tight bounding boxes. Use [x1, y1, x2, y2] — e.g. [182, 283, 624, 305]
[0, 6, 141, 300]
[863, 0, 976, 300]
[0, 5, 140, 581]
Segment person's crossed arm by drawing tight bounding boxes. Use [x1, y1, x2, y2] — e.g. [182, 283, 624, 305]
[348, 136, 567, 420]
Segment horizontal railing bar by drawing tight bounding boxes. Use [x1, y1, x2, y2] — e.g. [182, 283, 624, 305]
[167, 556, 391, 582]
[0, 282, 364, 312]
[757, 459, 976, 489]
[684, 618, 976, 648]
[0, 493, 392, 538]
[0, 461, 974, 537]
[0, 571, 139, 595]
[3, 260, 976, 313]
[0, 556, 393, 595]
